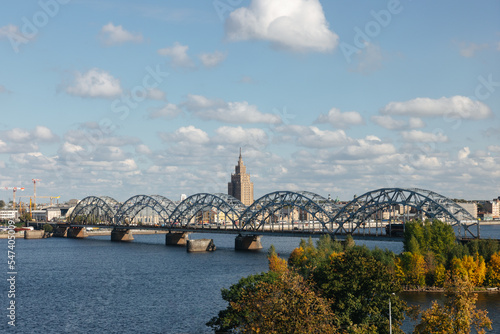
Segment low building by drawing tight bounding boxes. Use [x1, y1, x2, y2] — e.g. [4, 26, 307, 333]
[0, 210, 18, 221]
[484, 198, 500, 219]
[32, 208, 61, 222]
[459, 202, 478, 219]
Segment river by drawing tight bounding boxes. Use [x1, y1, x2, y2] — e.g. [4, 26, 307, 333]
[1, 225, 500, 333]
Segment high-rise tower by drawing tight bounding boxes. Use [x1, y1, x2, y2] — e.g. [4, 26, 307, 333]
[228, 149, 254, 206]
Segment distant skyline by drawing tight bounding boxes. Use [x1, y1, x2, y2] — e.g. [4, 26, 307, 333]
[0, 0, 499, 203]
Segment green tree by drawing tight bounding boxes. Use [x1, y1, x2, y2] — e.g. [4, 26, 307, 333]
[0, 200, 5, 209]
[230, 265, 338, 333]
[208, 254, 337, 334]
[43, 224, 53, 233]
[207, 271, 280, 332]
[413, 274, 492, 334]
[312, 247, 405, 333]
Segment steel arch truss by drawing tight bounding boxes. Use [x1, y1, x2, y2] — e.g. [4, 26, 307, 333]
[168, 193, 245, 228]
[115, 195, 176, 226]
[239, 191, 334, 233]
[69, 196, 119, 224]
[331, 188, 478, 238]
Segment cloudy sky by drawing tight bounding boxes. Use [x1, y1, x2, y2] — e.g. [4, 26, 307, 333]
[0, 0, 499, 203]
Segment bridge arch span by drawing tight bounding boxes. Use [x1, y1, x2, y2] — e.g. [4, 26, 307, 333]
[168, 193, 245, 228]
[69, 195, 119, 225]
[331, 188, 477, 238]
[115, 195, 176, 226]
[239, 191, 335, 233]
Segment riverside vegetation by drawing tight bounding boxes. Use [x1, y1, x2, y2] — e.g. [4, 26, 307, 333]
[208, 219, 494, 333]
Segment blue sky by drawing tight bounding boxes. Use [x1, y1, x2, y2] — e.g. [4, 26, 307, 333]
[0, 0, 499, 203]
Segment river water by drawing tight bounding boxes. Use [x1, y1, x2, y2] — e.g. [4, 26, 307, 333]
[2, 226, 500, 333]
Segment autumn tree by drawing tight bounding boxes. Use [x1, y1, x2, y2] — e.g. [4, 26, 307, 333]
[208, 251, 338, 334]
[413, 274, 492, 334]
[312, 246, 405, 333]
[486, 251, 500, 286]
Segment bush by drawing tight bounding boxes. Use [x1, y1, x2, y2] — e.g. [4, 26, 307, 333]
[43, 224, 53, 233]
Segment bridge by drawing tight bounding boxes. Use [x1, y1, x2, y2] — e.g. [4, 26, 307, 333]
[60, 188, 479, 251]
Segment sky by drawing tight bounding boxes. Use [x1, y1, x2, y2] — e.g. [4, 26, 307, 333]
[0, 0, 499, 204]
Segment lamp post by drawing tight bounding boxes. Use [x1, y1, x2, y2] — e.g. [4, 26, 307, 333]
[389, 292, 395, 334]
[389, 297, 392, 334]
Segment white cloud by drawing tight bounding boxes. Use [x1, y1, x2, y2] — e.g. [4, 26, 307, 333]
[161, 126, 210, 145]
[158, 42, 195, 68]
[65, 68, 122, 98]
[344, 137, 396, 158]
[225, 0, 338, 53]
[458, 147, 470, 160]
[401, 130, 448, 143]
[183, 94, 281, 124]
[381, 95, 493, 120]
[316, 108, 364, 128]
[4, 128, 30, 142]
[100, 23, 143, 46]
[146, 88, 166, 101]
[33, 126, 58, 142]
[198, 51, 227, 67]
[351, 42, 384, 74]
[371, 115, 425, 130]
[214, 126, 268, 146]
[135, 144, 152, 155]
[294, 126, 351, 148]
[408, 117, 425, 129]
[371, 115, 406, 130]
[149, 103, 181, 119]
[456, 41, 488, 58]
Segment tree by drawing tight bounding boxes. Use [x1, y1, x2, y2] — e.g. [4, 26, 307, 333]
[0, 200, 5, 209]
[207, 271, 280, 332]
[312, 247, 405, 333]
[485, 251, 500, 286]
[396, 252, 426, 287]
[208, 254, 338, 333]
[413, 274, 492, 334]
[231, 256, 338, 334]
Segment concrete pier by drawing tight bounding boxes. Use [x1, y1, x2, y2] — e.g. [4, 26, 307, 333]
[187, 239, 216, 252]
[165, 232, 190, 246]
[24, 230, 45, 239]
[53, 226, 69, 237]
[67, 227, 88, 239]
[235, 234, 263, 251]
[111, 229, 134, 242]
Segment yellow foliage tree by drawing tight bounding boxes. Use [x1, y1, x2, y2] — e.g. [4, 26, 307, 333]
[232, 256, 338, 334]
[486, 251, 500, 286]
[434, 263, 447, 287]
[457, 255, 486, 287]
[414, 274, 492, 334]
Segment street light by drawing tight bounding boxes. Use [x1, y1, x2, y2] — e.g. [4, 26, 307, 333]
[389, 292, 395, 334]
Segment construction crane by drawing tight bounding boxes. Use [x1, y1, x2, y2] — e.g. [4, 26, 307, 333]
[3, 187, 25, 209]
[37, 196, 61, 206]
[32, 179, 41, 209]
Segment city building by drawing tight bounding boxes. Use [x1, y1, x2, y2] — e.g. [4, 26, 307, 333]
[458, 202, 478, 219]
[484, 198, 500, 219]
[0, 210, 18, 221]
[228, 149, 254, 206]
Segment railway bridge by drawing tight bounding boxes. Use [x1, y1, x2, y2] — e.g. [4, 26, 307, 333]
[61, 188, 478, 251]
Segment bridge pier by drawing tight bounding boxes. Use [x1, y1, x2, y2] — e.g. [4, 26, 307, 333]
[67, 227, 88, 239]
[165, 232, 190, 246]
[111, 229, 134, 242]
[53, 226, 69, 237]
[235, 234, 263, 251]
[187, 239, 216, 252]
